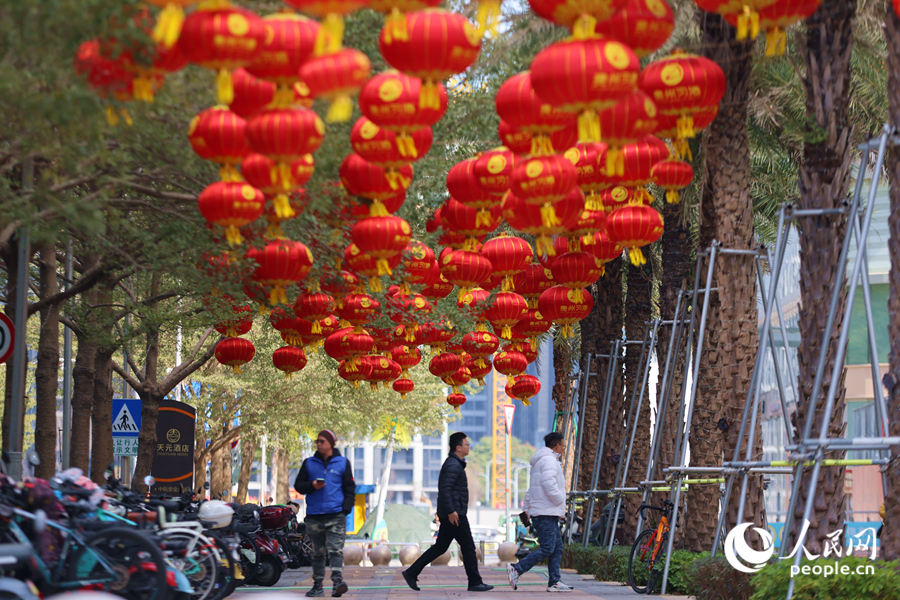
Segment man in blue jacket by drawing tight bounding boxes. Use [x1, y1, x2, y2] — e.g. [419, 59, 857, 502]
[295, 429, 356, 598]
[401, 432, 493, 592]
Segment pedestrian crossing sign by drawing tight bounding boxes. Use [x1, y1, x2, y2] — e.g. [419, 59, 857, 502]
[112, 399, 142, 437]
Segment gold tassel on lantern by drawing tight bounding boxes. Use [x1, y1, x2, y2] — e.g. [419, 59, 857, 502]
[368, 276, 383, 293]
[572, 14, 597, 39]
[270, 285, 288, 306]
[457, 287, 472, 303]
[315, 13, 345, 56]
[560, 324, 575, 338]
[736, 5, 760, 40]
[132, 76, 156, 103]
[369, 200, 390, 217]
[475, 209, 494, 228]
[529, 337, 538, 352]
[577, 110, 601, 142]
[105, 106, 133, 127]
[384, 8, 409, 43]
[375, 258, 393, 277]
[501, 325, 513, 339]
[396, 134, 418, 158]
[628, 247, 647, 265]
[766, 27, 787, 56]
[673, 138, 692, 161]
[285, 372, 293, 381]
[220, 164, 243, 182]
[567, 236, 582, 252]
[273, 194, 296, 220]
[521, 397, 531, 407]
[225, 225, 243, 246]
[475, 0, 502, 37]
[405, 326, 417, 343]
[266, 221, 285, 239]
[536, 235, 554, 258]
[153, 4, 186, 48]
[216, 69, 234, 106]
[502, 275, 515, 292]
[676, 114, 695, 139]
[419, 82, 441, 110]
[326, 96, 353, 123]
[475, 321, 488, 332]
[606, 147, 625, 177]
[540, 204, 561, 228]
[530, 135, 554, 156]
[232, 365, 242, 374]
[585, 192, 604, 213]
[666, 190, 681, 204]
[311, 320, 323, 335]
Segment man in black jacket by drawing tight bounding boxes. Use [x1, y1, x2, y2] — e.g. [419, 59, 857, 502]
[401, 432, 493, 592]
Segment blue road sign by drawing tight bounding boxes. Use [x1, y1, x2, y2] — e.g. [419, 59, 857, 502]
[112, 399, 142, 437]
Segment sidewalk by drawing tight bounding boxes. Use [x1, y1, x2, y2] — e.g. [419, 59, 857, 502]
[232, 566, 694, 599]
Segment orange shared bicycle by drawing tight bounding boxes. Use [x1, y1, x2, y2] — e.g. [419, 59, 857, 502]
[627, 499, 674, 594]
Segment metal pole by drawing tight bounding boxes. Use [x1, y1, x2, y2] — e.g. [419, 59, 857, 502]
[506, 428, 512, 542]
[787, 129, 889, 599]
[583, 347, 618, 547]
[61, 242, 73, 471]
[661, 243, 718, 595]
[565, 354, 591, 544]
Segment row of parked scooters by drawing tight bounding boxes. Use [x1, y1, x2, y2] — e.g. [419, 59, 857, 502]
[0, 451, 308, 600]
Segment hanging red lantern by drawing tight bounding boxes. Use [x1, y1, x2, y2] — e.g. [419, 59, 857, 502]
[386, 290, 433, 341]
[513, 308, 553, 350]
[501, 189, 584, 257]
[530, 38, 640, 142]
[343, 243, 402, 292]
[473, 147, 517, 199]
[321, 270, 360, 307]
[588, 229, 624, 269]
[482, 235, 534, 292]
[427, 204, 469, 249]
[527, 0, 629, 37]
[421, 261, 455, 300]
[652, 159, 694, 204]
[456, 286, 490, 327]
[74, 39, 134, 108]
[447, 158, 502, 229]
[116, 11, 189, 102]
[512, 263, 556, 308]
[297, 314, 339, 347]
[567, 207, 607, 252]
[230, 68, 276, 118]
[335, 292, 380, 328]
[283, 0, 369, 54]
[393, 377, 415, 398]
[366, 355, 402, 390]
[330, 327, 376, 369]
[608, 135, 670, 196]
[241, 153, 314, 197]
[188, 107, 250, 180]
[370, 0, 442, 43]
[510, 154, 578, 228]
[198, 181, 265, 246]
[178, 5, 264, 104]
[421, 318, 458, 352]
[216, 337, 256, 374]
[214, 304, 254, 338]
[430, 351, 463, 378]
[245, 14, 320, 89]
[447, 392, 467, 410]
[494, 350, 528, 377]
[392, 344, 422, 377]
[443, 363, 471, 393]
[400, 241, 436, 287]
[273, 346, 308, 379]
[339, 358, 374, 388]
[294, 291, 334, 329]
[351, 215, 413, 277]
[462, 330, 499, 368]
[340, 153, 414, 209]
[605, 203, 664, 265]
[639, 51, 726, 157]
[564, 142, 608, 212]
[300, 48, 372, 122]
[509, 374, 541, 406]
[595, 185, 637, 214]
[655, 105, 718, 144]
[506, 339, 538, 364]
[439, 249, 493, 302]
[496, 72, 577, 155]
[484, 292, 528, 339]
[379, 9, 481, 105]
[723, 0, 821, 56]
[351, 118, 433, 169]
[143, 0, 197, 48]
[538, 285, 594, 338]
[466, 357, 492, 386]
[593, 0, 675, 57]
[247, 239, 315, 305]
[441, 198, 502, 246]
[550, 252, 605, 303]
[596, 90, 659, 176]
[498, 119, 579, 158]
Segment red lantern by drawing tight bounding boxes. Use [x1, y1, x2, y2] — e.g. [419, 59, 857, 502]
[300, 48, 372, 122]
[473, 147, 517, 199]
[442, 198, 502, 245]
[538, 285, 594, 338]
[482, 235, 533, 292]
[593, 0, 675, 57]
[567, 208, 607, 251]
[513, 308, 553, 350]
[530, 38, 640, 142]
[430, 352, 463, 378]
[392, 344, 422, 377]
[335, 292, 380, 328]
[527, 0, 629, 36]
[495, 72, 577, 155]
[652, 159, 694, 204]
[498, 119, 579, 157]
[512, 263, 556, 308]
[294, 291, 334, 328]
[273, 345, 308, 379]
[351, 215, 413, 277]
[639, 51, 726, 157]
[501, 189, 584, 257]
[297, 314, 339, 347]
[439, 249, 493, 302]
[723, 0, 821, 56]
[198, 181, 265, 246]
[447, 392, 467, 410]
[393, 377, 415, 398]
[596, 184, 637, 213]
[608, 135, 670, 193]
[466, 357, 492, 386]
[366, 355, 402, 390]
[216, 337, 256, 374]
[421, 318, 458, 352]
[142, 0, 196, 48]
[506, 339, 538, 364]
[588, 229, 624, 268]
[343, 243, 402, 292]
[484, 292, 528, 339]
[564, 142, 608, 212]
[241, 153, 315, 212]
[339, 358, 374, 388]
[421, 262, 455, 300]
[509, 374, 541, 406]
[351, 118, 433, 169]
[510, 154, 578, 228]
[321, 270, 360, 306]
[379, 9, 481, 109]
[401, 241, 436, 287]
[596, 91, 659, 176]
[456, 287, 490, 326]
[462, 330, 499, 368]
[247, 239, 314, 305]
[494, 350, 528, 377]
[230, 68, 276, 118]
[427, 204, 468, 249]
[74, 39, 134, 105]
[188, 107, 249, 179]
[605, 203, 664, 265]
[245, 14, 319, 88]
[340, 153, 414, 208]
[550, 252, 605, 303]
[214, 304, 254, 338]
[178, 5, 264, 104]
[447, 158, 501, 220]
[245, 107, 325, 164]
[283, 0, 369, 54]
[443, 363, 471, 392]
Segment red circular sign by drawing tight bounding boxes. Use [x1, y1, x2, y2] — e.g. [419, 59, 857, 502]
[0, 313, 15, 365]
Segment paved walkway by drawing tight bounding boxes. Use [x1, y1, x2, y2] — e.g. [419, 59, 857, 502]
[232, 566, 693, 599]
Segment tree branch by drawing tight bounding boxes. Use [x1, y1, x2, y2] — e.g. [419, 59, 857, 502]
[28, 261, 108, 316]
[111, 361, 143, 394]
[161, 336, 217, 398]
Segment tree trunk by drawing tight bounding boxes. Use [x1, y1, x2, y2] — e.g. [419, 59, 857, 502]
[621, 261, 654, 539]
[236, 436, 256, 504]
[684, 13, 760, 553]
[34, 242, 60, 478]
[787, 0, 857, 554]
[133, 393, 161, 492]
[70, 292, 98, 473]
[2, 239, 25, 452]
[194, 425, 208, 498]
[881, 6, 900, 562]
[275, 448, 290, 504]
[91, 345, 115, 483]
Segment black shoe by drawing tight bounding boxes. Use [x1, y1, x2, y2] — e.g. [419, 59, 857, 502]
[306, 583, 324, 597]
[332, 579, 348, 597]
[401, 570, 420, 591]
[467, 584, 494, 592]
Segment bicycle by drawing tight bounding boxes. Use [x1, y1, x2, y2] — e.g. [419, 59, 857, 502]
[627, 500, 674, 594]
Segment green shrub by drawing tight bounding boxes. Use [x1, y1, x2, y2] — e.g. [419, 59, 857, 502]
[666, 550, 709, 595]
[749, 556, 900, 600]
[563, 544, 707, 593]
[691, 556, 754, 600]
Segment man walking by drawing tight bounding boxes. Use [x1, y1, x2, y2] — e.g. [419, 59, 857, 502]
[402, 432, 493, 592]
[507, 432, 573, 592]
[295, 430, 356, 597]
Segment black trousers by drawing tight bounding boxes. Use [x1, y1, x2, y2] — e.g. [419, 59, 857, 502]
[405, 515, 483, 587]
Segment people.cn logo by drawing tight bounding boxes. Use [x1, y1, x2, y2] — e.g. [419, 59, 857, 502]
[724, 523, 776, 573]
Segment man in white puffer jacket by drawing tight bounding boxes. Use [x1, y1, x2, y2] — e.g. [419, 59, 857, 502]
[507, 432, 574, 593]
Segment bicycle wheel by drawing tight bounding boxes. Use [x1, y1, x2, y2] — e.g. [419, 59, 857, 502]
[159, 529, 219, 600]
[628, 529, 668, 594]
[68, 527, 168, 600]
[237, 533, 260, 585]
[205, 533, 238, 600]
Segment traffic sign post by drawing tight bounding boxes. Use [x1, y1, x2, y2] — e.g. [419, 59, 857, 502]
[112, 399, 141, 456]
[503, 404, 515, 542]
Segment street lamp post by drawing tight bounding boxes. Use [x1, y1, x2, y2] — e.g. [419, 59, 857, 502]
[512, 461, 531, 509]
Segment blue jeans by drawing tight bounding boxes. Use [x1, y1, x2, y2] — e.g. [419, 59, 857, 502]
[513, 515, 562, 585]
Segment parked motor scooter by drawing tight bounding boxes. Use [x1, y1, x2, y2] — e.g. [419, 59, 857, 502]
[235, 504, 288, 586]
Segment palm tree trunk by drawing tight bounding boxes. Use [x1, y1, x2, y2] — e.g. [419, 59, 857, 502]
[684, 13, 761, 552]
[34, 242, 60, 478]
[881, 5, 900, 562]
[787, 0, 857, 554]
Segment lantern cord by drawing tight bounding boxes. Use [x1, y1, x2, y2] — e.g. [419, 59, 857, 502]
[273, 194, 297, 220]
[540, 204, 561, 229]
[326, 96, 353, 123]
[369, 200, 390, 217]
[577, 111, 601, 143]
[627, 247, 647, 266]
[419, 82, 442, 110]
[368, 276, 383, 293]
[606, 147, 625, 177]
[216, 69, 235, 106]
[766, 28, 787, 57]
[475, 0, 502, 37]
[396, 134, 418, 158]
[572, 14, 597, 40]
[315, 13, 345, 56]
[585, 192, 604, 213]
[736, 6, 760, 41]
[225, 225, 243, 246]
[666, 190, 682, 204]
[152, 4, 185, 48]
[133, 76, 156, 103]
